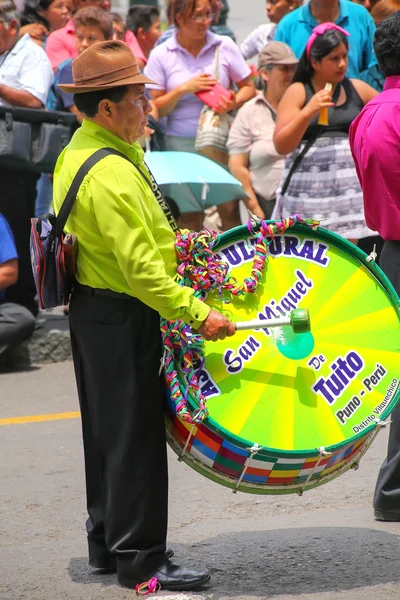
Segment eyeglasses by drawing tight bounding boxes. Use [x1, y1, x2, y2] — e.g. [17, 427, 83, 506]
[191, 12, 215, 23]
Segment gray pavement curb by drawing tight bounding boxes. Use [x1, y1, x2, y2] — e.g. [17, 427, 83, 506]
[1, 328, 72, 370]
[26, 328, 72, 364]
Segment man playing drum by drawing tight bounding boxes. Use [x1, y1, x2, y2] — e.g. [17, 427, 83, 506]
[53, 39, 235, 590]
[350, 12, 400, 521]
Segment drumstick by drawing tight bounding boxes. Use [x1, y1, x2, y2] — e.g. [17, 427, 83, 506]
[318, 83, 333, 125]
[235, 308, 311, 334]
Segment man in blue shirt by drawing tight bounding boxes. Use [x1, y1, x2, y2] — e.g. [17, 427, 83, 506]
[275, 0, 380, 88]
[0, 214, 35, 358]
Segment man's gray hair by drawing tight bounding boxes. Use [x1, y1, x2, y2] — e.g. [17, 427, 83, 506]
[0, 0, 19, 23]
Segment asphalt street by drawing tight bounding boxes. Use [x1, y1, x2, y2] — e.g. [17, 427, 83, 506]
[2, 3, 400, 600]
[1, 361, 400, 600]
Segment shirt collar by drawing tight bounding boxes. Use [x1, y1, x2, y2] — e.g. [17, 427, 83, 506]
[65, 19, 75, 33]
[254, 92, 276, 112]
[298, 0, 348, 26]
[0, 34, 30, 65]
[384, 75, 400, 91]
[4, 33, 30, 56]
[81, 120, 145, 166]
[167, 30, 220, 53]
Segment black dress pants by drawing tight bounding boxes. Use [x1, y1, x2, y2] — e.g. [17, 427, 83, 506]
[0, 168, 39, 316]
[69, 287, 168, 580]
[374, 240, 400, 511]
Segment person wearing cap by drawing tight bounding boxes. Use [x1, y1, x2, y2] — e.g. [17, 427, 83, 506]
[53, 39, 235, 590]
[227, 42, 297, 220]
[272, 23, 377, 241]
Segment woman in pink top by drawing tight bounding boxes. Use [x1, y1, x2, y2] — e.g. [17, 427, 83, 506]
[144, 0, 255, 230]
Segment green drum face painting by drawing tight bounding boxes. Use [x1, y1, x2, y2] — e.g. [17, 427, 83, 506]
[166, 224, 400, 494]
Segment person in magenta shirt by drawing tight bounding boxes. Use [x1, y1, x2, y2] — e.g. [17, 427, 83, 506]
[46, 1, 146, 70]
[349, 11, 400, 523]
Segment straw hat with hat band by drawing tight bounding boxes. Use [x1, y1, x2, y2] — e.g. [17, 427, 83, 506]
[258, 41, 298, 70]
[58, 40, 156, 94]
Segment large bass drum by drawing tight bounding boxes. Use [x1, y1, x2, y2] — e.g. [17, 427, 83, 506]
[165, 224, 400, 495]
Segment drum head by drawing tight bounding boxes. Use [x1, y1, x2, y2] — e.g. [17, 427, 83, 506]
[187, 224, 400, 453]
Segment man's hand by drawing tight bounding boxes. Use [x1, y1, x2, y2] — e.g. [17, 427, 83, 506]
[196, 307, 236, 342]
[0, 259, 18, 291]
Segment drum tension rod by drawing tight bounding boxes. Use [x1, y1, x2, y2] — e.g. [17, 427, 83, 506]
[366, 244, 378, 263]
[233, 443, 262, 494]
[349, 418, 391, 473]
[297, 446, 333, 497]
[178, 410, 204, 462]
[178, 424, 196, 462]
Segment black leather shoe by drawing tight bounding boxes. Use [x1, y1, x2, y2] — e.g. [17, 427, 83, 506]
[89, 548, 175, 572]
[118, 559, 211, 591]
[374, 508, 400, 521]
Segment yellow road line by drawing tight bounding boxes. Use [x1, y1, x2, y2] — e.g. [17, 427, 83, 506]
[0, 411, 80, 426]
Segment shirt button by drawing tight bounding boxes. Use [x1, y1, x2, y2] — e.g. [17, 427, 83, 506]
[195, 314, 199, 318]
[190, 320, 194, 324]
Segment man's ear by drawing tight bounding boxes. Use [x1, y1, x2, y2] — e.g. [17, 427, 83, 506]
[175, 13, 183, 28]
[98, 98, 113, 118]
[260, 68, 270, 85]
[137, 26, 146, 41]
[7, 18, 19, 36]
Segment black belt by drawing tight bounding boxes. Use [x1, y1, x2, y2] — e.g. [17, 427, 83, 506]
[74, 281, 136, 301]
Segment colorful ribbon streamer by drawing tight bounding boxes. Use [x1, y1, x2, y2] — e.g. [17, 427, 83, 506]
[160, 215, 319, 424]
[135, 577, 161, 596]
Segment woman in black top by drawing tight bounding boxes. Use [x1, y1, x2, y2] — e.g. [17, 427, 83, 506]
[273, 23, 377, 242]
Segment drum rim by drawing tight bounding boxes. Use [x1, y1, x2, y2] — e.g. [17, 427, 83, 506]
[185, 222, 400, 457]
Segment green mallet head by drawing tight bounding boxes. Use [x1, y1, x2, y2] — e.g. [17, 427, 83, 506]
[290, 308, 311, 334]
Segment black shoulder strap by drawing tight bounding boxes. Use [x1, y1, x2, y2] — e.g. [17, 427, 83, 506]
[266, 104, 276, 123]
[281, 126, 323, 196]
[54, 148, 116, 237]
[54, 147, 179, 238]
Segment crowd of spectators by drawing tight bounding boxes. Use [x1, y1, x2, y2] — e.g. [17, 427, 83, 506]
[1, 0, 399, 360]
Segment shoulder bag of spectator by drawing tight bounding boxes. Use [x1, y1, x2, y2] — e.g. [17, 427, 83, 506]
[0, 105, 78, 173]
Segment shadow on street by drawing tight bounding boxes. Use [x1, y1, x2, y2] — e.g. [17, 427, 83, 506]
[68, 526, 400, 597]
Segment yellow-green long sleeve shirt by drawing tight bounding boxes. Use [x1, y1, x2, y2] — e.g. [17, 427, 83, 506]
[53, 120, 210, 329]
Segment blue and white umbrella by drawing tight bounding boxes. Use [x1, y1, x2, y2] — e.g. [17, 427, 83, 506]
[144, 151, 248, 213]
